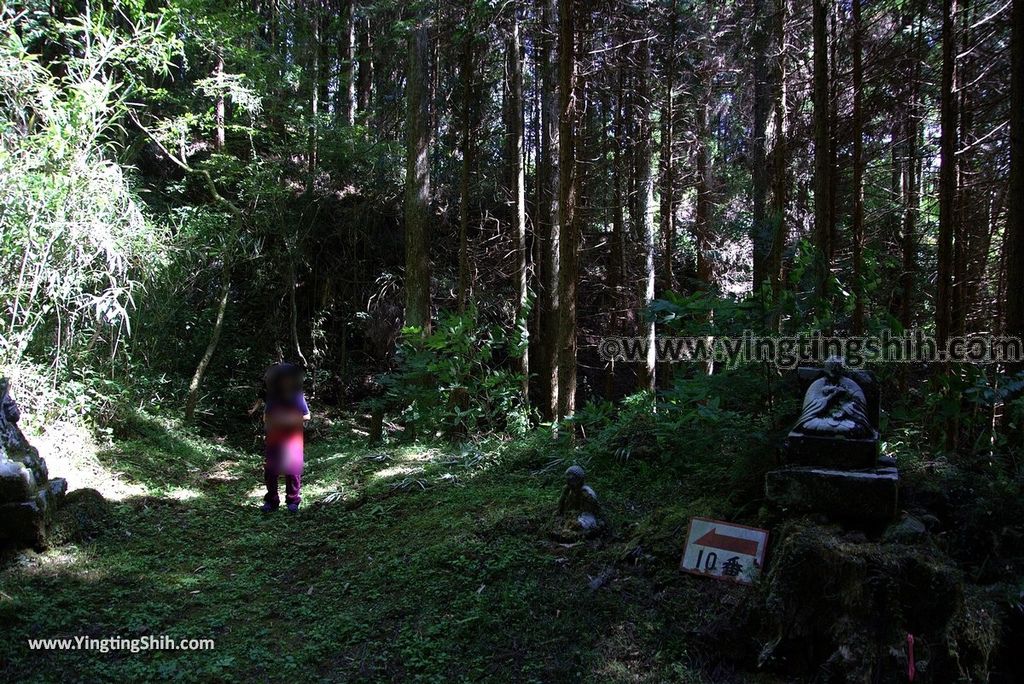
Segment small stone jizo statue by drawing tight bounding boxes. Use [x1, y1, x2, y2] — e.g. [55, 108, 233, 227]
[557, 465, 604, 533]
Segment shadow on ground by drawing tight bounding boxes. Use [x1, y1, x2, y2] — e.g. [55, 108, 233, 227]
[0, 426, 754, 683]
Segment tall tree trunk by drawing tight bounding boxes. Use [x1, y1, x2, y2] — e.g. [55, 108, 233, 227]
[603, 68, 626, 399]
[317, 11, 329, 107]
[695, 94, 713, 287]
[695, 62, 715, 376]
[1008, 0, 1024, 337]
[938, 0, 960, 451]
[307, 11, 321, 186]
[270, 0, 278, 54]
[214, 50, 225, 151]
[635, 39, 656, 393]
[751, 0, 771, 292]
[812, 0, 831, 306]
[899, 21, 921, 334]
[532, 30, 548, 405]
[535, 0, 561, 420]
[356, 15, 372, 111]
[610, 67, 625, 292]
[339, 0, 356, 125]
[507, 10, 529, 400]
[767, 0, 789, 308]
[404, 22, 432, 334]
[827, 2, 839, 269]
[851, 0, 865, 333]
[556, 0, 577, 420]
[937, 0, 959, 348]
[658, 101, 674, 293]
[964, 189, 995, 329]
[659, 3, 677, 293]
[952, 0, 973, 337]
[458, 15, 475, 312]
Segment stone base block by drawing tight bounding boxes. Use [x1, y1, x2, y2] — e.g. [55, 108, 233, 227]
[785, 431, 880, 469]
[0, 477, 67, 548]
[765, 466, 898, 524]
[0, 459, 38, 503]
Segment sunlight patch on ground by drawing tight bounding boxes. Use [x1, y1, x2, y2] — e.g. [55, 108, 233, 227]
[301, 483, 354, 504]
[365, 447, 443, 480]
[203, 459, 245, 485]
[29, 420, 147, 501]
[241, 441, 503, 506]
[165, 487, 203, 501]
[6, 546, 103, 583]
[318, 452, 351, 463]
[372, 464, 426, 480]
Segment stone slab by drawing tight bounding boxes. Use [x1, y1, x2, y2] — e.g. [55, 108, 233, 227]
[0, 498, 46, 546]
[765, 465, 898, 524]
[785, 431, 880, 469]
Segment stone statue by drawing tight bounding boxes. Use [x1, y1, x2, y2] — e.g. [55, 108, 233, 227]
[1, 378, 20, 424]
[0, 378, 66, 548]
[1, 378, 46, 479]
[768, 358, 897, 524]
[793, 357, 874, 439]
[556, 465, 604, 533]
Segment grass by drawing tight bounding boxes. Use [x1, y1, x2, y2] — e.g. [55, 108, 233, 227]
[0, 412, 781, 683]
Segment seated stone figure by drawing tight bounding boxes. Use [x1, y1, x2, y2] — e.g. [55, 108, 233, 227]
[0, 378, 66, 548]
[556, 465, 605, 535]
[0, 378, 47, 483]
[769, 359, 896, 523]
[793, 357, 874, 438]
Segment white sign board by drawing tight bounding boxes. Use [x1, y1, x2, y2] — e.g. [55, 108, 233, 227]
[680, 517, 769, 585]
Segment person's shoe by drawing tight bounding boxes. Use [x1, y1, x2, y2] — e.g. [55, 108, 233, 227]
[286, 502, 300, 513]
[260, 502, 279, 513]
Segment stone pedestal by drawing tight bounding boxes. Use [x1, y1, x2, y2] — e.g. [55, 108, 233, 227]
[767, 364, 897, 525]
[765, 465, 898, 524]
[785, 431, 880, 469]
[1, 478, 68, 547]
[0, 378, 66, 549]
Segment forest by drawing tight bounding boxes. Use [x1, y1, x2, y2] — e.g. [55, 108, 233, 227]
[1, 0, 1023, 681]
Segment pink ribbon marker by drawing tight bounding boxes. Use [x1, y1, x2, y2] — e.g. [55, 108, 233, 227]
[907, 633, 916, 682]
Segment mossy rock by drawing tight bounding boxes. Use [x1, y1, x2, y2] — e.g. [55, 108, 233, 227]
[48, 488, 112, 545]
[947, 584, 1006, 682]
[757, 519, 969, 683]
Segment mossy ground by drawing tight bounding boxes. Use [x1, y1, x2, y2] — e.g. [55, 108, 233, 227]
[0, 413, 782, 683]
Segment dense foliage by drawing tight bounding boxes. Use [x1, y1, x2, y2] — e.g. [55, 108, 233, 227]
[0, 0, 1019, 442]
[0, 10, 171, 372]
[0, 0, 1022, 678]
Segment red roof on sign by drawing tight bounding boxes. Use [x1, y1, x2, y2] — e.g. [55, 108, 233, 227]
[694, 528, 759, 556]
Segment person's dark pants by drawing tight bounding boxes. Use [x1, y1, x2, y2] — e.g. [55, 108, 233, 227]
[264, 444, 303, 507]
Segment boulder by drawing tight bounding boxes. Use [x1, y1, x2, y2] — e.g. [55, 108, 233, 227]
[883, 513, 930, 545]
[49, 488, 111, 544]
[757, 520, 996, 683]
